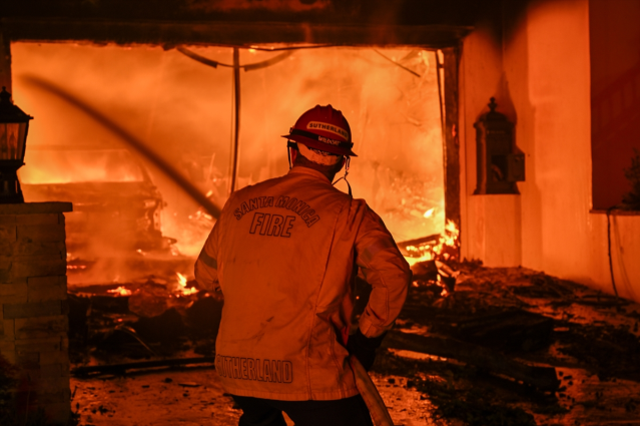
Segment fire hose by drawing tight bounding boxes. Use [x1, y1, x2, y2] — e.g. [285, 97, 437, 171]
[349, 354, 395, 426]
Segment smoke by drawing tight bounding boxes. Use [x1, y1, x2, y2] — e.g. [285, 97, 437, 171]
[12, 42, 444, 284]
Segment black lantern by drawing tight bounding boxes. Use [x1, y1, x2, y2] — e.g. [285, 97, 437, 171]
[0, 87, 33, 203]
[473, 98, 525, 194]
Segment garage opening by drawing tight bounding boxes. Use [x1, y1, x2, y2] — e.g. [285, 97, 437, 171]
[12, 42, 447, 287]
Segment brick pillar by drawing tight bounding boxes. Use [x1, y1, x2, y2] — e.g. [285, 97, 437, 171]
[0, 202, 72, 426]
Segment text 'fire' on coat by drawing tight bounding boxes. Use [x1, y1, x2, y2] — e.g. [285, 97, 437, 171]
[195, 165, 411, 401]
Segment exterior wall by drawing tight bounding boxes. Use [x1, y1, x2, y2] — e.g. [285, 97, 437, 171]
[0, 202, 72, 425]
[459, 17, 523, 267]
[460, 0, 640, 301]
[590, 0, 640, 210]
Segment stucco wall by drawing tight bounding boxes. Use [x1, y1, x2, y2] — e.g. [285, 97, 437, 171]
[460, 0, 640, 302]
[590, 0, 640, 209]
[459, 17, 524, 267]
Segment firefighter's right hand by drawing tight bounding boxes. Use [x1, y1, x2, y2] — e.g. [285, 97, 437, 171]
[346, 328, 386, 371]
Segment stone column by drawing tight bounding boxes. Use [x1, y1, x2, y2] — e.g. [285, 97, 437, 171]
[0, 202, 72, 425]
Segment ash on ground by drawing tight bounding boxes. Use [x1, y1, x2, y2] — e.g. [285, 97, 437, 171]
[68, 262, 640, 426]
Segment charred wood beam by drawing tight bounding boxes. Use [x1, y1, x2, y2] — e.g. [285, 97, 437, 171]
[442, 46, 461, 247]
[0, 0, 486, 26]
[384, 331, 560, 391]
[230, 47, 241, 194]
[1, 18, 472, 48]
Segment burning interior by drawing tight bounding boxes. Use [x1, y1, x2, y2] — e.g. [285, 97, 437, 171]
[14, 42, 449, 288]
[2, 1, 640, 425]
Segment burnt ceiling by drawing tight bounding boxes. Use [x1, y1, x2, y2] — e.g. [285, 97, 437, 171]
[3, 0, 488, 25]
[0, 0, 502, 46]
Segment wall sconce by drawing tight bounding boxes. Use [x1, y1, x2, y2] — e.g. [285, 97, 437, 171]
[0, 87, 33, 203]
[474, 97, 525, 194]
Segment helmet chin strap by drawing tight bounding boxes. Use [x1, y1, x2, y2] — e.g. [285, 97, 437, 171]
[287, 141, 297, 170]
[332, 156, 352, 197]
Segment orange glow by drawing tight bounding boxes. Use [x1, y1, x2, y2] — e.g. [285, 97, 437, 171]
[20, 149, 145, 184]
[404, 220, 460, 266]
[177, 272, 187, 286]
[13, 43, 445, 284]
[176, 272, 199, 296]
[107, 286, 133, 296]
[66, 264, 87, 270]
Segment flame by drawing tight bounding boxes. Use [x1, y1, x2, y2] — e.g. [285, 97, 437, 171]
[177, 272, 187, 286]
[404, 244, 435, 266]
[107, 286, 132, 296]
[404, 220, 460, 266]
[167, 209, 215, 257]
[66, 252, 87, 270]
[67, 264, 87, 270]
[16, 44, 445, 282]
[19, 149, 145, 184]
[182, 287, 199, 296]
[190, 210, 213, 222]
[176, 272, 199, 296]
[441, 220, 460, 247]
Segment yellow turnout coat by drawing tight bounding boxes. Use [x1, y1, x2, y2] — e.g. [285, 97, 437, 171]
[195, 165, 411, 401]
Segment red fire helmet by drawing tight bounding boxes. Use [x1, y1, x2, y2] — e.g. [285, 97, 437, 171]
[282, 105, 357, 157]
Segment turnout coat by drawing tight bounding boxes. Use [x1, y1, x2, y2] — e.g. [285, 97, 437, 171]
[195, 165, 411, 401]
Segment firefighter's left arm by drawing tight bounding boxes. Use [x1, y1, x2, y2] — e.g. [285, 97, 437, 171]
[194, 219, 221, 295]
[354, 205, 411, 339]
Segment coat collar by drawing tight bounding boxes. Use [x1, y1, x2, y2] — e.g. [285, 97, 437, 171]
[288, 165, 332, 183]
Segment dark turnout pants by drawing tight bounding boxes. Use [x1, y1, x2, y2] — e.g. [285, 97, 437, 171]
[232, 394, 374, 426]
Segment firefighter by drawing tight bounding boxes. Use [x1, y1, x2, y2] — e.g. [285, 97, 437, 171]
[195, 105, 411, 426]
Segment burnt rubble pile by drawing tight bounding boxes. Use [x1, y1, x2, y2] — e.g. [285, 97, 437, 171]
[391, 260, 640, 382]
[68, 277, 222, 366]
[63, 259, 640, 425]
[370, 259, 640, 425]
[66, 259, 640, 385]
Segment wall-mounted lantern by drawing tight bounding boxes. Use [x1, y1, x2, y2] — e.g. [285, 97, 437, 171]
[0, 87, 33, 204]
[474, 97, 525, 194]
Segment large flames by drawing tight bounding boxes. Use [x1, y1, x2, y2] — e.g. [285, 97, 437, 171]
[14, 42, 447, 288]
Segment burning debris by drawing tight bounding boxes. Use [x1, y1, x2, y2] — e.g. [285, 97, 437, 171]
[400, 219, 461, 264]
[371, 261, 640, 426]
[107, 286, 132, 297]
[176, 272, 199, 296]
[343, 217, 640, 425]
[67, 271, 221, 366]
